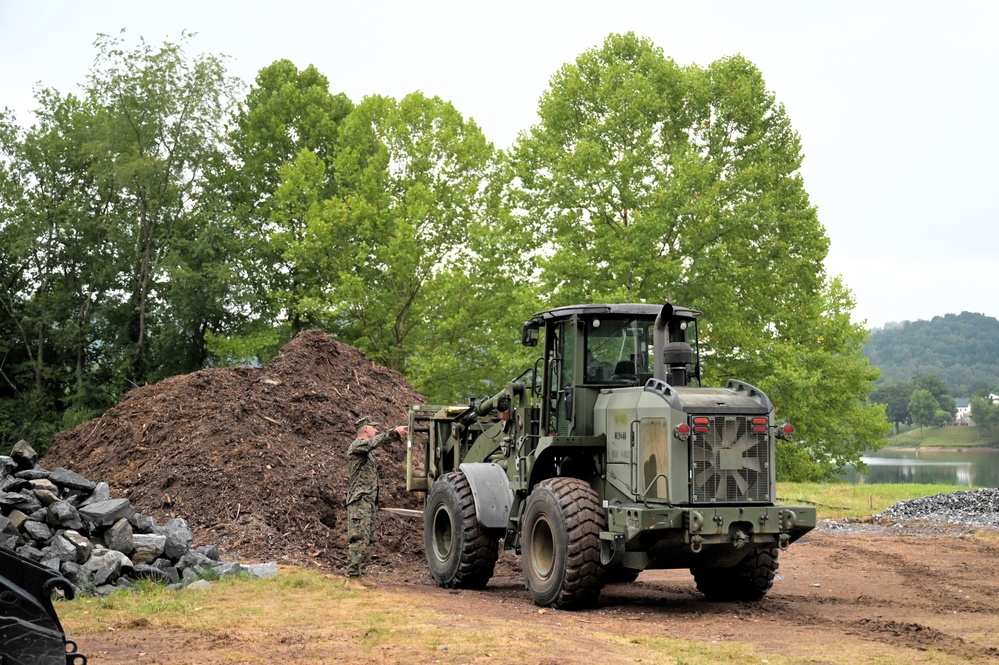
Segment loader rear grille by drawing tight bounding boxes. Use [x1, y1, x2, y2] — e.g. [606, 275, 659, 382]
[690, 415, 770, 504]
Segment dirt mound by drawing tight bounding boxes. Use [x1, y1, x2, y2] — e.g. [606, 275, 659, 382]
[43, 330, 426, 573]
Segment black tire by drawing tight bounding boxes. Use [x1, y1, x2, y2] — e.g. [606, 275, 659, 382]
[691, 546, 779, 601]
[522, 477, 605, 609]
[424, 471, 499, 589]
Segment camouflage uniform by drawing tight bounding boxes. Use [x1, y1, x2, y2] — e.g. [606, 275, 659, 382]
[345, 427, 401, 577]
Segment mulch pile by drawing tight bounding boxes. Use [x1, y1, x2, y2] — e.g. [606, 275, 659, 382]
[42, 330, 427, 575]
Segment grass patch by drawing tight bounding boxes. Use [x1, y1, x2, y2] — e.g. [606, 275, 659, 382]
[615, 634, 775, 664]
[777, 481, 973, 520]
[56, 568, 797, 665]
[888, 424, 999, 448]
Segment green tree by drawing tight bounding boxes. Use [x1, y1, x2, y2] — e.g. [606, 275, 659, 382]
[908, 389, 940, 437]
[84, 31, 241, 386]
[216, 60, 353, 344]
[1, 33, 242, 448]
[311, 92, 497, 374]
[0, 92, 117, 444]
[970, 395, 999, 435]
[912, 374, 956, 419]
[403, 193, 542, 403]
[870, 381, 914, 434]
[509, 32, 886, 479]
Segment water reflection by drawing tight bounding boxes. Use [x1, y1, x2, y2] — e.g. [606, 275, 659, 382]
[841, 448, 999, 487]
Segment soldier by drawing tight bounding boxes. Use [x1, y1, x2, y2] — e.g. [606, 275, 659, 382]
[344, 416, 408, 589]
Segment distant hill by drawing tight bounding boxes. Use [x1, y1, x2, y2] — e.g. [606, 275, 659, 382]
[864, 311, 999, 395]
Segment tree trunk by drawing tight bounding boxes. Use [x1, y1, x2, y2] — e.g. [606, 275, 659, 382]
[132, 194, 156, 383]
[35, 321, 45, 396]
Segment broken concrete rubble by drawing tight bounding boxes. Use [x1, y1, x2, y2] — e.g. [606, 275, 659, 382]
[0, 441, 277, 596]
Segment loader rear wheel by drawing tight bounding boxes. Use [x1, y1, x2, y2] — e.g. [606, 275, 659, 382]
[691, 546, 779, 601]
[424, 471, 499, 589]
[522, 477, 605, 609]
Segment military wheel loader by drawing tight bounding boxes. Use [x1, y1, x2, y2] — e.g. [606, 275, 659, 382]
[407, 303, 815, 609]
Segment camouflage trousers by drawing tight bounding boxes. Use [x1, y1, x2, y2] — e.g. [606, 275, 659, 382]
[346, 497, 377, 577]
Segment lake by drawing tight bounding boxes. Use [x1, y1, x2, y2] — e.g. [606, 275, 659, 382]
[841, 447, 999, 487]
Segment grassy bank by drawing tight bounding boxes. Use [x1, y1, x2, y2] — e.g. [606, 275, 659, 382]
[777, 481, 973, 520]
[887, 424, 999, 448]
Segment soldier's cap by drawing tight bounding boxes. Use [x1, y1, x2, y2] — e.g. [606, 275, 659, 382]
[354, 416, 379, 430]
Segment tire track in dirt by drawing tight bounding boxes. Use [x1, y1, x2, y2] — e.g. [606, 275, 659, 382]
[846, 618, 999, 662]
[753, 528, 999, 661]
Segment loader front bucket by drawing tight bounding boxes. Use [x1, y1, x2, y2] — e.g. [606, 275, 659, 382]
[0, 546, 87, 664]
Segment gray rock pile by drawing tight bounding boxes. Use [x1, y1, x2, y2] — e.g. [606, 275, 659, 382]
[875, 488, 999, 529]
[1, 440, 276, 596]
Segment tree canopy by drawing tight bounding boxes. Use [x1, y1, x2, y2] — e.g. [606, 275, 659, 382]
[0, 31, 889, 480]
[509, 33, 886, 479]
[908, 389, 943, 434]
[970, 395, 999, 433]
[0, 32, 241, 443]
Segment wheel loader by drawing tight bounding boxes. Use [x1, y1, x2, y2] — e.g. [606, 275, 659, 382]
[407, 302, 815, 608]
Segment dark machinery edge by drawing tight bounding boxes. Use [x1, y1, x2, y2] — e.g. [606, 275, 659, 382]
[0, 546, 87, 665]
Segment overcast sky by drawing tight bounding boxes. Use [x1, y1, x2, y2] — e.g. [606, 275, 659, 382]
[2, 1, 996, 329]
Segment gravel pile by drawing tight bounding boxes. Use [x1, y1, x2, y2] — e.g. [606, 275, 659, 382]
[875, 489, 999, 528]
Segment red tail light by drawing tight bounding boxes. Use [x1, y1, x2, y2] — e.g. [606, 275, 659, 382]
[752, 417, 768, 434]
[674, 422, 691, 441]
[692, 416, 710, 434]
[776, 423, 794, 441]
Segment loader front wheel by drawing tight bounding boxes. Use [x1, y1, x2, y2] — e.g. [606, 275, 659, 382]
[522, 477, 605, 609]
[691, 546, 779, 601]
[424, 471, 499, 589]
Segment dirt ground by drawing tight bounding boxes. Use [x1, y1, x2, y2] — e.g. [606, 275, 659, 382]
[71, 519, 999, 664]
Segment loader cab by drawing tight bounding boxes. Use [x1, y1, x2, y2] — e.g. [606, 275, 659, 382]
[523, 303, 701, 437]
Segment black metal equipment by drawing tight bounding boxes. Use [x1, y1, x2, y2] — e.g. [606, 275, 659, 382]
[0, 546, 87, 665]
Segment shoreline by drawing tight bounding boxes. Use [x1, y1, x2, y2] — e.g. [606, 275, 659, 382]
[882, 444, 999, 452]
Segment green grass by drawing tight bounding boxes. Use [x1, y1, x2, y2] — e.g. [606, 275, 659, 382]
[887, 424, 999, 448]
[777, 481, 973, 520]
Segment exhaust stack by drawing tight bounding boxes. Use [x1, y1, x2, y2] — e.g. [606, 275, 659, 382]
[653, 302, 694, 386]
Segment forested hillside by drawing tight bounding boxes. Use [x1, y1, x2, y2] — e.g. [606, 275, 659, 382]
[864, 312, 999, 395]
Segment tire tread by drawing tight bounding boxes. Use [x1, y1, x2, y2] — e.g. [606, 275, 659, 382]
[524, 477, 605, 609]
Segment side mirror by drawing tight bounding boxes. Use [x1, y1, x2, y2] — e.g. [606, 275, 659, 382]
[521, 321, 540, 347]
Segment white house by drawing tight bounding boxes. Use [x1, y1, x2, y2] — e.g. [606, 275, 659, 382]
[954, 398, 972, 425]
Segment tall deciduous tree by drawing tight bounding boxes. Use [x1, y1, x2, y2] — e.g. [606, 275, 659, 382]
[908, 389, 941, 436]
[217, 60, 353, 343]
[1, 33, 242, 447]
[84, 31, 241, 386]
[870, 380, 915, 434]
[510, 32, 887, 479]
[911, 373, 956, 418]
[970, 395, 999, 435]
[0, 92, 116, 441]
[309, 92, 497, 373]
